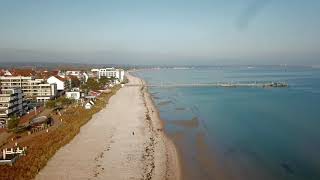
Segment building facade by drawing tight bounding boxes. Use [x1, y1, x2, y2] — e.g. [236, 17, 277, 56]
[93, 68, 125, 82]
[0, 88, 27, 127]
[47, 76, 69, 92]
[0, 76, 57, 102]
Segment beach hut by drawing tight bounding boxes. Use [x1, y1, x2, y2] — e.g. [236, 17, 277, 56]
[84, 101, 94, 110]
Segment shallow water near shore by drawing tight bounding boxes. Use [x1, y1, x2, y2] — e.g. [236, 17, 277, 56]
[133, 66, 320, 180]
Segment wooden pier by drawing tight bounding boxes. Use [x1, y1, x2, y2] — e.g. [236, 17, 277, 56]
[126, 82, 288, 88]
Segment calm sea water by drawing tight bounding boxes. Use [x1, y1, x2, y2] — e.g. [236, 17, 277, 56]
[133, 66, 320, 180]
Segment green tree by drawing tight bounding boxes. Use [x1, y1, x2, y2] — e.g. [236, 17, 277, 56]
[7, 115, 20, 129]
[46, 99, 57, 108]
[99, 77, 110, 87]
[59, 97, 74, 106]
[84, 78, 100, 91]
[70, 76, 81, 88]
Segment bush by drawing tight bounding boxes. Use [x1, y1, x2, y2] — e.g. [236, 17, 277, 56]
[59, 97, 74, 106]
[7, 115, 20, 130]
[46, 97, 75, 108]
[45, 99, 57, 108]
[86, 78, 100, 91]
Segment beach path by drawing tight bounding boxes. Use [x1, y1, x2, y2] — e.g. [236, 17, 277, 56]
[36, 74, 164, 180]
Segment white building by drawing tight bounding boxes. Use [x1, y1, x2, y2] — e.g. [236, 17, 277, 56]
[84, 101, 94, 110]
[0, 89, 28, 127]
[35, 84, 58, 102]
[65, 70, 88, 82]
[82, 72, 89, 82]
[47, 76, 69, 92]
[66, 91, 81, 100]
[92, 68, 125, 82]
[0, 76, 57, 102]
[66, 71, 81, 77]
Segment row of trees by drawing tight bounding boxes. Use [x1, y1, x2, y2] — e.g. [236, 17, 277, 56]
[46, 97, 75, 109]
[81, 77, 116, 91]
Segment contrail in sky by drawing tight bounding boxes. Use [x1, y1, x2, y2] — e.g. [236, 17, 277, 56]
[237, 0, 272, 30]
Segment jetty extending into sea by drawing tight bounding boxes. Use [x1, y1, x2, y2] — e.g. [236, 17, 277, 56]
[127, 82, 288, 88]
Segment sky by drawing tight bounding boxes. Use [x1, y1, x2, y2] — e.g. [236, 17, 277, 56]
[0, 0, 319, 65]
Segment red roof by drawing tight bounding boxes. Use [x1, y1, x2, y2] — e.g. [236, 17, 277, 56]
[0, 69, 5, 76]
[10, 69, 36, 76]
[35, 70, 59, 79]
[54, 75, 68, 81]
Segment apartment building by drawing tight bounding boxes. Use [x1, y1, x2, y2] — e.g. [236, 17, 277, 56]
[0, 88, 27, 127]
[93, 68, 125, 82]
[47, 76, 69, 92]
[0, 76, 57, 102]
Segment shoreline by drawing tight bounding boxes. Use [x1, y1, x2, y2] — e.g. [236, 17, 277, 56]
[35, 73, 181, 180]
[138, 75, 181, 180]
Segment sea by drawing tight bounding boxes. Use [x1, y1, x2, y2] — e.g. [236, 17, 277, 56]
[133, 66, 320, 180]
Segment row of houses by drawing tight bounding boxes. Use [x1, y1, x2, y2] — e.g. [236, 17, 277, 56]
[0, 67, 125, 127]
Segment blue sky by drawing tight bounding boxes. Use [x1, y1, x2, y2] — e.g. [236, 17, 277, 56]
[0, 0, 319, 65]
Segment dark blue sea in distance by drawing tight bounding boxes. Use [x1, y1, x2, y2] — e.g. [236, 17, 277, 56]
[133, 66, 320, 180]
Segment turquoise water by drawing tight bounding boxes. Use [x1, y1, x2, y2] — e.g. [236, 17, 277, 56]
[134, 66, 320, 180]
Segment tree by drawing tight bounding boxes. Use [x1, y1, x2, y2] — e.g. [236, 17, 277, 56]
[70, 76, 81, 88]
[84, 78, 100, 91]
[7, 115, 20, 129]
[46, 97, 74, 108]
[59, 97, 74, 106]
[46, 99, 57, 108]
[99, 77, 110, 87]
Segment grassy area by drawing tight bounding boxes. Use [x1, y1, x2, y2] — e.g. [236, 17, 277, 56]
[0, 85, 121, 180]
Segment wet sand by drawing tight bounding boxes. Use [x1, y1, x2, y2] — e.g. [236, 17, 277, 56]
[36, 73, 180, 180]
[168, 117, 200, 128]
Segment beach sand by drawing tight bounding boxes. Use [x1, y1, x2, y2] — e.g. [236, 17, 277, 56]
[35, 73, 180, 180]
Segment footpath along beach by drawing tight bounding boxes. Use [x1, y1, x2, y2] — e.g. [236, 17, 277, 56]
[36, 73, 180, 180]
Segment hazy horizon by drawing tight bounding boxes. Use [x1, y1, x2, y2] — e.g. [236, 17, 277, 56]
[0, 0, 319, 65]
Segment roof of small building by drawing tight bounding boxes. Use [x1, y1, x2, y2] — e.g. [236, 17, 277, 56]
[35, 70, 59, 79]
[85, 102, 93, 106]
[48, 75, 69, 82]
[10, 69, 36, 77]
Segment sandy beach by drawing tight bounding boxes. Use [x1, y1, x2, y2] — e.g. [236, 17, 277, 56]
[35, 73, 180, 180]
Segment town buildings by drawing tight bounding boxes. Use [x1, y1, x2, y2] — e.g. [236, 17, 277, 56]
[0, 66, 128, 129]
[0, 89, 27, 127]
[59, 70, 88, 83]
[0, 76, 57, 102]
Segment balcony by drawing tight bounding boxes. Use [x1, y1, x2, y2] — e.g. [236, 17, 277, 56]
[0, 96, 15, 102]
[0, 109, 9, 115]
